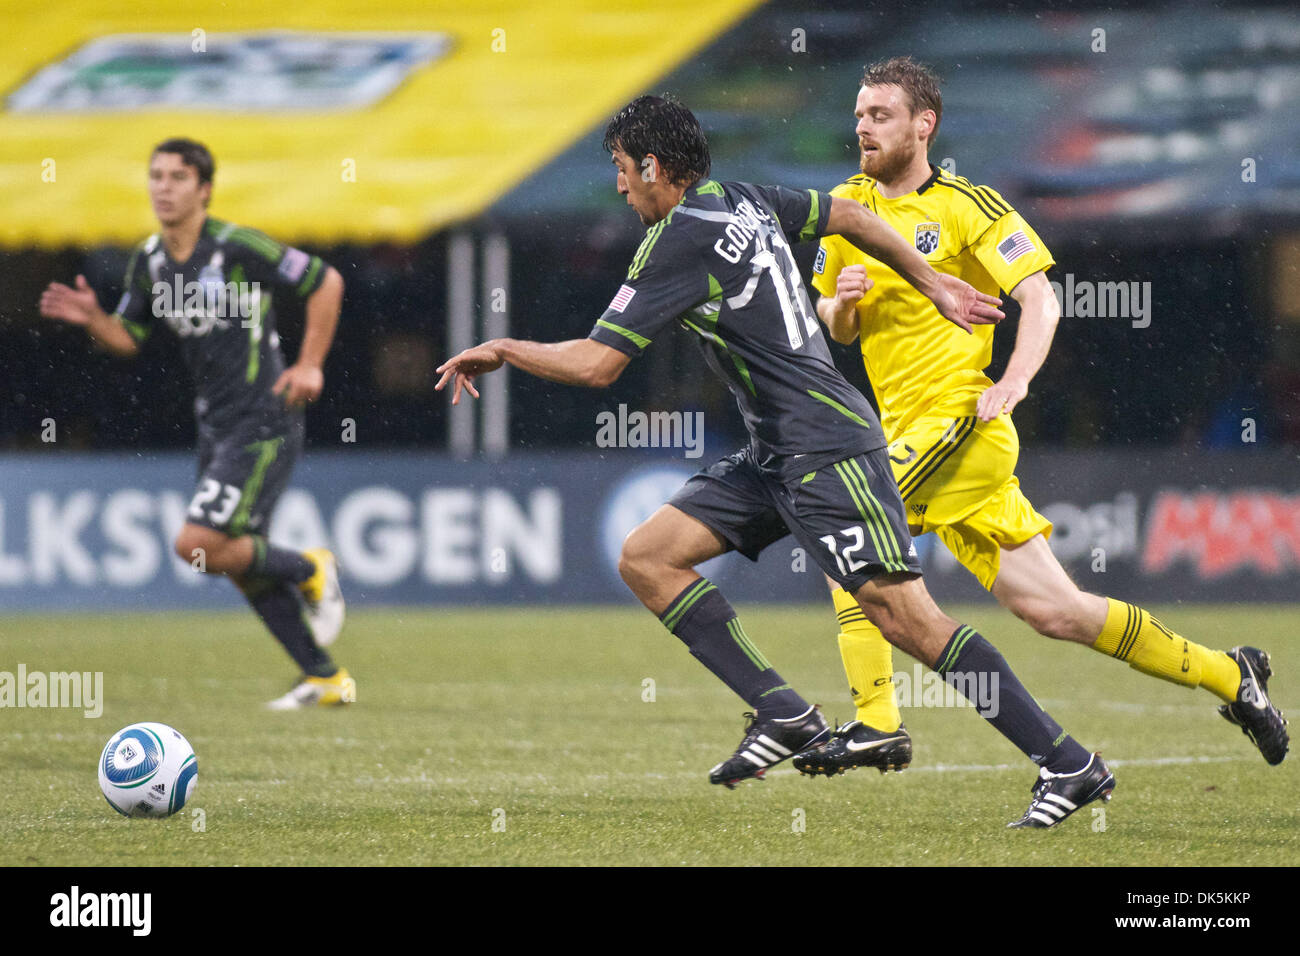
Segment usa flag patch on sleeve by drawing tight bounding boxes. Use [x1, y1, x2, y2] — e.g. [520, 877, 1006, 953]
[608, 284, 636, 313]
[997, 230, 1035, 264]
[277, 247, 311, 283]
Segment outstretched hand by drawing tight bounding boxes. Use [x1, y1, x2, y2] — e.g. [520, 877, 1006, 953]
[435, 342, 505, 405]
[932, 273, 1004, 333]
[39, 275, 100, 326]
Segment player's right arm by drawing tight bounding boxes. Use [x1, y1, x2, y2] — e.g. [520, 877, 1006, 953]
[815, 265, 872, 344]
[437, 218, 704, 403]
[435, 338, 630, 404]
[39, 274, 140, 357]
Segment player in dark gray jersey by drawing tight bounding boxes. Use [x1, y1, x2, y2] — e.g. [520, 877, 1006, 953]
[590, 179, 885, 483]
[437, 97, 1114, 828]
[40, 138, 355, 711]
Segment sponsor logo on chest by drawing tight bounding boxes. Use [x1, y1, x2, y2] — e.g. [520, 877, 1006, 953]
[150, 261, 261, 337]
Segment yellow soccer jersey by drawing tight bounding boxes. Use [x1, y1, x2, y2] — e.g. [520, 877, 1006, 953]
[811, 165, 1055, 436]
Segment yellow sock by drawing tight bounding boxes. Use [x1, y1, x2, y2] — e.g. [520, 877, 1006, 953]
[831, 588, 900, 731]
[1092, 598, 1241, 702]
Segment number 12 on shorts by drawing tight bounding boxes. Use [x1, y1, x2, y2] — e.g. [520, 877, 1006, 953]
[820, 526, 870, 576]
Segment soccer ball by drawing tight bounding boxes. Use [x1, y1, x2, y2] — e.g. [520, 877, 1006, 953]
[98, 722, 198, 818]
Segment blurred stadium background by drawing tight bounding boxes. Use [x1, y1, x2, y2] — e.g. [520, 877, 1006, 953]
[2, 0, 1299, 613]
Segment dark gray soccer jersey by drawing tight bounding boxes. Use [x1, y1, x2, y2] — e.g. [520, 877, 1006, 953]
[589, 180, 885, 482]
[113, 216, 328, 435]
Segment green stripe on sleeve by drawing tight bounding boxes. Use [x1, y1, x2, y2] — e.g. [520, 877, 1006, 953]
[118, 316, 150, 343]
[596, 319, 650, 351]
[799, 190, 821, 241]
[296, 257, 323, 297]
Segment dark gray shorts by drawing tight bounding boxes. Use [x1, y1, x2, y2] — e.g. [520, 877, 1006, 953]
[668, 446, 921, 593]
[189, 417, 303, 537]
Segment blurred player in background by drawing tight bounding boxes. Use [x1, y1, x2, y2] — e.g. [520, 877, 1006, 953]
[438, 94, 1118, 828]
[39, 138, 355, 711]
[794, 58, 1287, 781]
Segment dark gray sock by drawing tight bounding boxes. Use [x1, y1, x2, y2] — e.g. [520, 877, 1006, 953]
[249, 536, 314, 584]
[238, 577, 335, 678]
[659, 578, 808, 719]
[936, 625, 1090, 774]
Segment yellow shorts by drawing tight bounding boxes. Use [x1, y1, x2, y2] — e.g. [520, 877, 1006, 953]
[885, 392, 1052, 590]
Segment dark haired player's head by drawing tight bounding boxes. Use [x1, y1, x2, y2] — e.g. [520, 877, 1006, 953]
[855, 56, 943, 184]
[603, 95, 711, 226]
[149, 137, 215, 225]
[603, 94, 711, 186]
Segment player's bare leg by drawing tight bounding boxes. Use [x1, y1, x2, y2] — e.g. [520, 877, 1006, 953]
[619, 505, 830, 786]
[174, 523, 255, 574]
[994, 534, 1287, 763]
[618, 505, 727, 615]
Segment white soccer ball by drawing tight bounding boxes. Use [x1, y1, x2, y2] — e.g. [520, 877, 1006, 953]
[98, 722, 198, 818]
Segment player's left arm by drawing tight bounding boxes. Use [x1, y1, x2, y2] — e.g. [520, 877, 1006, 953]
[435, 338, 630, 405]
[274, 265, 344, 408]
[975, 270, 1059, 422]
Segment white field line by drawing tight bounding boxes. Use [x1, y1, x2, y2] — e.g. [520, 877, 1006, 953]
[282, 753, 1256, 787]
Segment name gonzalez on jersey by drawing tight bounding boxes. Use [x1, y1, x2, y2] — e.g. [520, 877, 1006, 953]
[712, 199, 773, 263]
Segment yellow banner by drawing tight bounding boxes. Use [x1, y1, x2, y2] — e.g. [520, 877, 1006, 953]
[0, 0, 763, 248]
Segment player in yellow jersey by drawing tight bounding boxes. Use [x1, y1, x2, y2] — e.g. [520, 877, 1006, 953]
[792, 57, 1288, 776]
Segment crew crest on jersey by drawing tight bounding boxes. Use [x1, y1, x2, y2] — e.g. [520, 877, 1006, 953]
[914, 221, 941, 255]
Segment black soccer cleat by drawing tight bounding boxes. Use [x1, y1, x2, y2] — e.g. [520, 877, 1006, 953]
[1218, 646, 1289, 765]
[792, 720, 912, 777]
[709, 705, 831, 789]
[1008, 753, 1115, 829]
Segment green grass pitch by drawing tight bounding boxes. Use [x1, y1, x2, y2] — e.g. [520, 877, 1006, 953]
[1, 604, 1296, 866]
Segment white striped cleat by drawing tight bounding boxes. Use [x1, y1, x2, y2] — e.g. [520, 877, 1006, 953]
[709, 705, 831, 789]
[1008, 753, 1115, 829]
